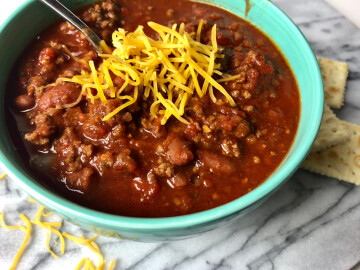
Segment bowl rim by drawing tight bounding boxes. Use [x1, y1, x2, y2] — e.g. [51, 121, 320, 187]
[0, 0, 324, 231]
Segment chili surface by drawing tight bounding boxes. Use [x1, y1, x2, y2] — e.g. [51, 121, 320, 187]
[5, 0, 300, 217]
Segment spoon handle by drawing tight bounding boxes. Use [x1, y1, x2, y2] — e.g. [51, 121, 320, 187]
[38, 0, 102, 53]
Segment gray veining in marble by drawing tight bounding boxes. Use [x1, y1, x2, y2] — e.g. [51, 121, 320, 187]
[1, 0, 360, 269]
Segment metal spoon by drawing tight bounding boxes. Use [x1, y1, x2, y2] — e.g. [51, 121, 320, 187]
[38, 0, 103, 53]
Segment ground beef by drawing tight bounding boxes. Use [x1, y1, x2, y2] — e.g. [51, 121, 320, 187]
[66, 167, 93, 192]
[82, 0, 121, 42]
[24, 113, 55, 145]
[113, 150, 137, 174]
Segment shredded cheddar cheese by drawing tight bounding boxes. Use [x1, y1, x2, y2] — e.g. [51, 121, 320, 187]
[0, 213, 31, 270]
[12, 215, 31, 270]
[0, 198, 115, 270]
[63, 233, 110, 270]
[0, 213, 26, 232]
[63, 20, 238, 124]
[0, 172, 6, 180]
[75, 258, 97, 270]
[31, 205, 65, 259]
[63, 232, 116, 270]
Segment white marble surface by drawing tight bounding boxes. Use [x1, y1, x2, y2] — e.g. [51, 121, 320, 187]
[1, 0, 360, 269]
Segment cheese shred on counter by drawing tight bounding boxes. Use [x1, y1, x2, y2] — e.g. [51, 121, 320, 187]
[0, 172, 7, 180]
[64, 20, 237, 124]
[0, 213, 31, 270]
[0, 198, 115, 270]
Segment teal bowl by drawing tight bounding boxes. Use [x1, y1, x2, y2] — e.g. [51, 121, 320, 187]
[0, 0, 323, 241]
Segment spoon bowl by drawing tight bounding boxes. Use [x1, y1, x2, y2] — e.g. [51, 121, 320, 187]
[38, 0, 103, 53]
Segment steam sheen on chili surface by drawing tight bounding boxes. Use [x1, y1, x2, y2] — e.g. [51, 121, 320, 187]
[5, 0, 300, 217]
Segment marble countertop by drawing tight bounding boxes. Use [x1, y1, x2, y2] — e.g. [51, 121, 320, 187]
[1, 0, 360, 269]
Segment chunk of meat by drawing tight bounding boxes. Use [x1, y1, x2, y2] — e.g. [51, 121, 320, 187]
[154, 162, 174, 177]
[38, 83, 81, 112]
[205, 29, 233, 46]
[82, 0, 121, 42]
[57, 127, 81, 147]
[165, 135, 194, 166]
[100, 151, 114, 168]
[38, 47, 57, 65]
[218, 106, 247, 118]
[113, 76, 125, 87]
[24, 113, 55, 145]
[244, 50, 274, 75]
[197, 150, 235, 174]
[141, 117, 167, 138]
[54, 128, 86, 172]
[188, 97, 206, 118]
[63, 107, 87, 127]
[185, 123, 201, 138]
[229, 52, 245, 69]
[205, 113, 250, 138]
[234, 121, 251, 139]
[27, 75, 47, 96]
[65, 167, 93, 192]
[221, 139, 241, 157]
[184, 22, 196, 34]
[244, 68, 259, 91]
[113, 149, 137, 174]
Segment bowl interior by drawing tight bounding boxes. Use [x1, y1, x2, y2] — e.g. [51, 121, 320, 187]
[0, 0, 323, 233]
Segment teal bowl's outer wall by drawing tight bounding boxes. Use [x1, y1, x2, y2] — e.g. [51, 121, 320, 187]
[0, 0, 323, 241]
